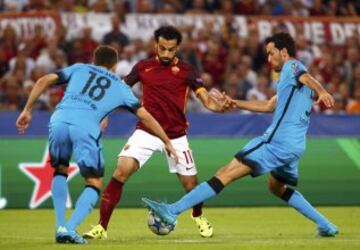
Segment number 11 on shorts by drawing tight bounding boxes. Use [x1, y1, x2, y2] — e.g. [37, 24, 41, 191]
[183, 150, 193, 164]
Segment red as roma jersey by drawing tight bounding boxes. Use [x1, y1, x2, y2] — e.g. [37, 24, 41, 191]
[123, 57, 205, 139]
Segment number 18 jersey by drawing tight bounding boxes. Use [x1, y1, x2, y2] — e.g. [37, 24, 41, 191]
[50, 63, 140, 138]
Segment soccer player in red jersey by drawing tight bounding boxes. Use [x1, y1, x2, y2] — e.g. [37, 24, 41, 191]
[83, 26, 229, 239]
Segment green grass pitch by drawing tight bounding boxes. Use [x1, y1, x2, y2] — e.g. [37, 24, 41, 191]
[0, 207, 359, 250]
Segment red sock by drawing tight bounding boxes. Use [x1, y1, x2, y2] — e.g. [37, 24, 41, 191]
[192, 202, 203, 217]
[99, 177, 124, 230]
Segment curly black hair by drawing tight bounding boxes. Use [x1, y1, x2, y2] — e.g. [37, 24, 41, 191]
[154, 25, 182, 45]
[265, 32, 296, 57]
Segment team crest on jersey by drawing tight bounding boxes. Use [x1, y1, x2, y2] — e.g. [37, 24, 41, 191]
[291, 63, 301, 76]
[171, 66, 180, 74]
[18, 146, 79, 209]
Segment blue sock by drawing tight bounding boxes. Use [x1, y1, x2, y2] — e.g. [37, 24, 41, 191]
[51, 175, 68, 228]
[66, 186, 99, 231]
[169, 182, 217, 215]
[287, 190, 330, 229]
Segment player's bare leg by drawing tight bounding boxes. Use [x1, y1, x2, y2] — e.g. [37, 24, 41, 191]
[177, 174, 213, 237]
[215, 158, 253, 185]
[83, 156, 139, 240]
[268, 175, 338, 237]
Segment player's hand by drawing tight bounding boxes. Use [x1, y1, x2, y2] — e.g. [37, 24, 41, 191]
[219, 92, 235, 112]
[100, 116, 109, 132]
[164, 142, 179, 164]
[209, 88, 234, 112]
[315, 92, 335, 108]
[16, 110, 32, 134]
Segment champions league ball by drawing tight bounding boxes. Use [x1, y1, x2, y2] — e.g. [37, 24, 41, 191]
[147, 210, 176, 236]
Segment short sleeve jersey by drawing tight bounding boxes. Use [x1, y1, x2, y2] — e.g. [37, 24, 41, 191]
[262, 59, 312, 155]
[50, 63, 140, 138]
[124, 58, 205, 139]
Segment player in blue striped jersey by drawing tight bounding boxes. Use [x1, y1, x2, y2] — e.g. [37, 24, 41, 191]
[16, 45, 178, 244]
[142, 33, 339, 237]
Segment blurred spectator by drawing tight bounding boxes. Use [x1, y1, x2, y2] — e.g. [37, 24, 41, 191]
[8, 43, 36, 79]
[234, 0, 259, 15]
[291, 0, 309, 16]
[186, 73, 214, 113]
[103, 15, 130, 49]
[88, 0, 113, 12]
[296, 35, 314, 68]
[79, 27, 99, 62]
[19, 80, 48, 110]
[0, 25, 18, 64]
[241, 55, 257, 87]
[26, 24, 47, 59]
[24, 0, 50, 11]
[246, 74, 269, 101]
[0, 1, 359, 112]
[36, 37, 65, 72]
[3, 0, 29, 12]
[217, 0, 233, 15]
[115, 44, 137, 77]
[201, 41, 227, 85]
[67, 38, 88, 64]
[0, 48, 9, 78]
[344, 48, 360, 97]
[134, 0, 155, 13]
[310, 0, 327, 16]
[185, 0, 207, 14]
[346, 86, 360, 114]
[236, 64, 253, 99]
[0, 76, 25, 111]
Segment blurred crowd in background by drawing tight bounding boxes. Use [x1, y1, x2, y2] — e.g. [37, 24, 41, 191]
[0, 0, 359, 113]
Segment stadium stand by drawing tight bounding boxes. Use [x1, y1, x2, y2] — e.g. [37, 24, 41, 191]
[0, 0, 359, 113]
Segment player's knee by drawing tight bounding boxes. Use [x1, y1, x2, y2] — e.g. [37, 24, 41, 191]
[183, 179, 198, 192]
[85, 177, 102, 190]
[54, 165, 68, 175]
[268, 180, 284, 197]
[113, 159, 138, 182]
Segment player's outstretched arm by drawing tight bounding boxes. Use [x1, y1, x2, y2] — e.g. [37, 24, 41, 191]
[135, 107, 179, 163]
[298, 73, 335, 108]
[16, 73, 59, 134]
[231, 95, 277, 113]
[197, 88, 232, 112]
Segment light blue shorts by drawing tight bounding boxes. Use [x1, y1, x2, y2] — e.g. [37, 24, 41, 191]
[235, 137, 299, 186]
[49, 122, 104, 177]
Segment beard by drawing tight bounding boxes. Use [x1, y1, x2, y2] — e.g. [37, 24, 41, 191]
[159, 57, 173, 66]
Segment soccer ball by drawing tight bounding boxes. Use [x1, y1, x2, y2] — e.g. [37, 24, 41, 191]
[147, 210, 176, 236]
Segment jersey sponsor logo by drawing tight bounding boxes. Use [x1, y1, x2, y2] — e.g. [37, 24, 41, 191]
[18, 146, 79, 209]
[145, 67, 155, 72]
